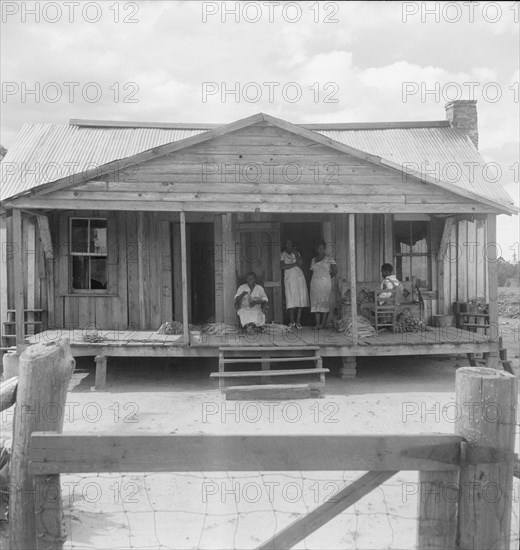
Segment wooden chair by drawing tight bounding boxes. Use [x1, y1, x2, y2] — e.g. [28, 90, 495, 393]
[368, 288, 400, 332]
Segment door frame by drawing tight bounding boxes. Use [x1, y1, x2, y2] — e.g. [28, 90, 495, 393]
[236, 222, 282, 323]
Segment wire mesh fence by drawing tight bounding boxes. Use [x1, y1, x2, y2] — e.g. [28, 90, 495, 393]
[34, 469, 516, 550]
[58, 471, 418, 549]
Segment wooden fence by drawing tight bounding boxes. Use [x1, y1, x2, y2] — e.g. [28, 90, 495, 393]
[1, 339, 518, 550]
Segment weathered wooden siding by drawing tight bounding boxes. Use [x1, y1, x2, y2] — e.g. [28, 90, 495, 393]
[40, 123, 491, 214]
[1, 208, 493, 338]
[439, 217, 488, 312]
[48, 210, 174, 331]
[332, 214, 386, 292]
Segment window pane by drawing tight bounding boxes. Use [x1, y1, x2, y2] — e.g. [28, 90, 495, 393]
[411, 238, 428, 253]
[72, 256, 89, 289]
[90, 219, 107, 254]
[71, 219, 88, 253]
[413, 255, 430, 288]
[401, 255, 412, 283]
[90, 257, 108, 289]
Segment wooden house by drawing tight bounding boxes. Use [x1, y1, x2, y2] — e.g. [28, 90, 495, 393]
[0, 100, 516, 384]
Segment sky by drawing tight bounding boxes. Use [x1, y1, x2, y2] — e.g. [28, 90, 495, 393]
[1, 0, 519, 259]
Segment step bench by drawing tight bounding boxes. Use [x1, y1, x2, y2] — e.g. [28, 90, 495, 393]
[211, 368, 329, 378]
[213, 346, 327, 394]
[467, 337, 514, 374]
[225, 383, 323, 400]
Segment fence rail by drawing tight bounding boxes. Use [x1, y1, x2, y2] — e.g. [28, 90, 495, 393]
[29, 433, 464, 474]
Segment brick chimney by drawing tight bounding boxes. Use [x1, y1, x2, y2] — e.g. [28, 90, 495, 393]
[445, 99, 478, 149]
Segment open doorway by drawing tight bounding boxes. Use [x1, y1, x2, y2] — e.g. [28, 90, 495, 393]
[188, 223, 215, 324]
[280, 222, 322, 326]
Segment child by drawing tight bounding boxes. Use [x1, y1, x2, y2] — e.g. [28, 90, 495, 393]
[379, 263, 403, 305]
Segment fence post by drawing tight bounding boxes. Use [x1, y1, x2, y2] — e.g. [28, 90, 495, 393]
[9, 339, 75, 550]
[456, 366, 518, 550]
[416, 469, 459, 549]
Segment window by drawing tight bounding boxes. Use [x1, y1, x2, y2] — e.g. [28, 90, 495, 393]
[394, 220, 431, 289]
[70, 218, 108, 291]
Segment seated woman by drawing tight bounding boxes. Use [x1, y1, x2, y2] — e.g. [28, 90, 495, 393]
[234, 272, 268, 331]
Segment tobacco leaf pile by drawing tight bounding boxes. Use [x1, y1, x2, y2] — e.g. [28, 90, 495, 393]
[394, 310, 433, 333]
[498, 288, 520, 319]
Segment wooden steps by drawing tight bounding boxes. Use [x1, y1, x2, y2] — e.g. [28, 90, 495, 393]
[212, 345, 327, 398]
[1, 309, 47, 342]
[225, 383, 322, 400]
[220, 356, 320, 364]
[6, 309, 45, 313]
[211, 368, 329, 378]
[3, 322, 43, 326]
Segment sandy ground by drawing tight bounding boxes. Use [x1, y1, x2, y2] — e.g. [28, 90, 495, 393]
[1, 319, 519, 549]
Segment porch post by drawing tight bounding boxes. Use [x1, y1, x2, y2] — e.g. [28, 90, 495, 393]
[180, 211, 190, 345]
[13, 209, 25, 350]
[36, 214, 55, 328]
[486, 214, 499, 367]
[340, 214, 359, 379]
[383, 214, 393, 263]
[0, 215, 7, 351]
[348, 214, 358, 345]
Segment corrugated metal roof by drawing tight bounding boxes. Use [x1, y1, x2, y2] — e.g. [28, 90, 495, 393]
[0, 124, 205, 201]
[317, 127, 514, 207]
[0, 119, 515, 208]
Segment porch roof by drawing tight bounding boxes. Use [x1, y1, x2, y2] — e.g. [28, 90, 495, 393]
[0, 113, 516, 212]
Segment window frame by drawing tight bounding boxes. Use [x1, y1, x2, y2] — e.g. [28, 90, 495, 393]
[69, 216, 109, 294]
[393, 219, 432, 291]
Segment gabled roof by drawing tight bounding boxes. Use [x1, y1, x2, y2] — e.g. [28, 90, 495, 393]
[0, 112, 516, 213]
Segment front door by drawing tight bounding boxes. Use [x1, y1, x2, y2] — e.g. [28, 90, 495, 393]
[236, 223, 282, 323]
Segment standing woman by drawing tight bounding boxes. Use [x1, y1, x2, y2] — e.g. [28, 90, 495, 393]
[280, 239, 309, 329]
[310, 241, 338, 329]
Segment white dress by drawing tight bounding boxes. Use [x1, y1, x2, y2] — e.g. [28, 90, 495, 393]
[310, 255, 336, 313]
[281, 251, 309, 309]
[234, 284, 268, 326]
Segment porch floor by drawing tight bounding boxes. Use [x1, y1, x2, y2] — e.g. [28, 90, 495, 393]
[26, 325, 494, 358]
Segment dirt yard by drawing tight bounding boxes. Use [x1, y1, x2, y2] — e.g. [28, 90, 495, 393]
[1, 321, 519, 549]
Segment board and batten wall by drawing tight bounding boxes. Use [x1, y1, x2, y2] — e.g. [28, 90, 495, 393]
[48, 210, 175, 331]
[438, 216, 488, 314]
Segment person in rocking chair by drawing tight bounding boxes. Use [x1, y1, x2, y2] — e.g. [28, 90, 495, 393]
[234, 272, 269, 333]
[379, 263, 403, 305]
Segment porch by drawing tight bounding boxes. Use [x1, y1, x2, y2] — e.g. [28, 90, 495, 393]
[26, 325, 493, 358]
[19, 326, 493, 390]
